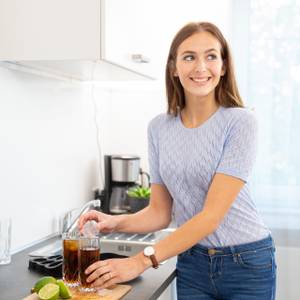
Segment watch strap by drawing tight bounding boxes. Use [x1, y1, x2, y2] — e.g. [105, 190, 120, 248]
[149, 254, 159, 269]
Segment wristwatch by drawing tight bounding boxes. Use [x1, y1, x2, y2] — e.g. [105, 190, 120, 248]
[143, 246, 159, 269]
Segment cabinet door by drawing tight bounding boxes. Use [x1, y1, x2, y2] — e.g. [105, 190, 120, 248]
[101, 0, 160, 79]
[102, 0, 232, 80]
[0, 0, 100, 60]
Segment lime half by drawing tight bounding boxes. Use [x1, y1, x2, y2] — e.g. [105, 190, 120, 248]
[56, 279, 72, 299]
[33, 276, 57, 293]
[38, 283, 59, 300]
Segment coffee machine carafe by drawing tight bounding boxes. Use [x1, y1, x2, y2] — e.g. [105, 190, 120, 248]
[100, 155, 149, 214]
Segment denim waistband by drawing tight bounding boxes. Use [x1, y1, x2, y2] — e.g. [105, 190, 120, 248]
[191, 235, 274, 256]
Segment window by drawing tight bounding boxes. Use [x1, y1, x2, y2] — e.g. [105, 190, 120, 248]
[233, 0, 300, 229]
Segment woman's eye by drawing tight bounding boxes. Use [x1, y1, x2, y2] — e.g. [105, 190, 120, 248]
[207, 54, 217, 60]
[183, 55, 194, 61]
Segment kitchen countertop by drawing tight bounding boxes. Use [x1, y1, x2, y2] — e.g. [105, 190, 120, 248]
[0, 236, 177, 300]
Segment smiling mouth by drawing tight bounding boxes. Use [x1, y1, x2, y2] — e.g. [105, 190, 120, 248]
[190, 77, 211, 84]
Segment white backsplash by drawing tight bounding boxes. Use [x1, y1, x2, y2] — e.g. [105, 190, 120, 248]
[0, 66, 99, 251]
[0, 65, 167, 252]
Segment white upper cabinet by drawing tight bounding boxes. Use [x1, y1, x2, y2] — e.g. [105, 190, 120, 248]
[0, 0, 101, 60]
[0, 0, 232, 81]
[102, 0, 233, 80]
[101, 0, 159, 79]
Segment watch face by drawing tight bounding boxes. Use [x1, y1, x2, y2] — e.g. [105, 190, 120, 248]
[144, 246, 154, 256]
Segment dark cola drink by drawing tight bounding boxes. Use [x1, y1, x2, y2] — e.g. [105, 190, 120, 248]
[79, 247, 100, 288]
[63, 239, 79, 286]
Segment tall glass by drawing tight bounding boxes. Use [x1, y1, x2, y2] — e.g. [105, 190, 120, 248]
[79, 236, 100, 292]
[62, 232, 79, 287]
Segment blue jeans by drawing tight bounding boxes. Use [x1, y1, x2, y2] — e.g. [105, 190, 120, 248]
[176, 236, 276, 300]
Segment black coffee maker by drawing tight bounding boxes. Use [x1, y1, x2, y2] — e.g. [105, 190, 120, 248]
[99, 155, 150, 214]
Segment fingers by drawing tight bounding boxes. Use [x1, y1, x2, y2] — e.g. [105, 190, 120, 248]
[78, 211, 116, 234]
[85, 260, 108, 275]
[86, 263, 111, 283]
[91, 271, 117, 288]
[85, 260, 117, 288]
[85, 257, 140, 289]
[78, 210, 100, 230]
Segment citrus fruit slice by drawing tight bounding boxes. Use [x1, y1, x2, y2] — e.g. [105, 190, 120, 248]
[38, 283, 59, 300]
[56, 279, 72, 299]
[33, 276, 57, 293]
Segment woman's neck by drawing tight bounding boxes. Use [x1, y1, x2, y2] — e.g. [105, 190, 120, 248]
[181, 96, 219, 128]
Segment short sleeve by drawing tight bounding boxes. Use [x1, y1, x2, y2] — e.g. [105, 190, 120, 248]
[216, 110, 258, 182]
[147, 119, 163, 184]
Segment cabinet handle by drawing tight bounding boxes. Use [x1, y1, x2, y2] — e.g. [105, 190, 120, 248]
[131, 54, 150, 63]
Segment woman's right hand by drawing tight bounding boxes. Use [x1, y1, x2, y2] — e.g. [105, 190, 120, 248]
[78, 210, 120, 234]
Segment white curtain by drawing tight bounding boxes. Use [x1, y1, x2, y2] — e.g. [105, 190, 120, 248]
[233, 0, 300, 229]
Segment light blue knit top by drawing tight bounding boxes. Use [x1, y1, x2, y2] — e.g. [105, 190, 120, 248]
[148, 106, 269, 247]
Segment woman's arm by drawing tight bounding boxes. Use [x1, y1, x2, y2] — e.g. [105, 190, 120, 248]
[115, 183, 173, 233]
[78, 184, 172, 235]
[85, 173, 246, 288]
[136, 173, 245, 267]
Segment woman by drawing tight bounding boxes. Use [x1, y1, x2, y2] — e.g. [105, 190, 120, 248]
[79, 22, 276, 299]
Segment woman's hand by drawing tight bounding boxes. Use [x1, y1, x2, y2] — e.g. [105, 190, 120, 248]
[85, 254, 149, 289]
[78, 210, 120, 234]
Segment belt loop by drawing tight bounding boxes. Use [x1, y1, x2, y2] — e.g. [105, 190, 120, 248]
[230, 246, 238, 263]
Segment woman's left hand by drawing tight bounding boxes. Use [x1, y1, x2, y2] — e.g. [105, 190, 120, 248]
[85, 255, 147, 288]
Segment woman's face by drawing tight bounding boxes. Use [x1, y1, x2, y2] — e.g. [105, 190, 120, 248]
[174, 31, 225, 101]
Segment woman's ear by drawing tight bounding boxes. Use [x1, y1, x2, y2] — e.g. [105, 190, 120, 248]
[169, 59, 178, 77]
[221, 60, 226, 76]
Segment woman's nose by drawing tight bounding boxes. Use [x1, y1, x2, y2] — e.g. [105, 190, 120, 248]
[194, 58, 206, 72]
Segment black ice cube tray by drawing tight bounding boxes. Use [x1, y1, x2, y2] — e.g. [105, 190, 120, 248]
[28, 255, 63, 277]
[28, 253, 127, 278]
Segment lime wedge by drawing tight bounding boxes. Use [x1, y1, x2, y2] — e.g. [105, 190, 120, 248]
[33, 276, 57, 293]
[56, 279, 72, 299]
[38, 283, 59, 300]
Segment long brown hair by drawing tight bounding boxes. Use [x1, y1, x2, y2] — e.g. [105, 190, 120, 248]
[166, 22, 244, 115]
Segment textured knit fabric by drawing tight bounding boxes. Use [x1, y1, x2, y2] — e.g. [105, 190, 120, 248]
[148, 106, 270, 247]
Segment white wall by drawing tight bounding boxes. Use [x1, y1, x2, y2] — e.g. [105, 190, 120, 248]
[0, 65, 166, 253]
[0, 65, 100, 251]
[93, 82, 166, 176]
